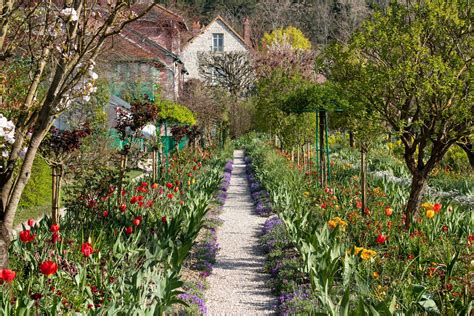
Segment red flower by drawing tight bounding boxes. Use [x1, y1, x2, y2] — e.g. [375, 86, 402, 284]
[468, 235, 474, 246]
[146, 200, 154, 208]
[356, 200, 362, 209]
[19, 230, 36, 243]
[151, 183, 159, 189]
[125, 226, 133, 235]
[376, 234, 387, 244]
[87, 199, 97, 209]
[130, 196, 139, 204]
[179, 200, 184, 205]
[103, 210, 109, 217]
[174, 187, 179, 193]
[141, 182, 148, 187]
[138, 195, 144, 201]
[121, 189, 126, 196]
[51, 232, 60, 243]
[81, 242, 94, 257]
[50, 224, 60, 233]
[0, 269, 16, 283]
[138, 201, 144, 208]
[27, 219, 35, 227]
[166, 182, 173, 189]
[384, 207, 393, 216]
[188, 172, 193, 177]
[39, 261, 58, 277]
[193, 165, 197, 171]
[442, 225, 448, 233]
[320, 203, 327, 209]
[433, 203, 442, 213]
[161, 216, 167, 224]
[119, 204, 127, 213]
[132, 218, 141, 226]
[167, 193, 174, 199]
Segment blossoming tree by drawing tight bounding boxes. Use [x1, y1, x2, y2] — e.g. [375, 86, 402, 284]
[0, 0, 161, 268]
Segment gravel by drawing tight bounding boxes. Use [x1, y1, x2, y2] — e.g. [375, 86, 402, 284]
[206, 150, 276, 315]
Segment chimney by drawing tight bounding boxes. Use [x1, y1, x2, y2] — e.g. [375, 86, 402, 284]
[243, 17, 251, 47]
[192, 20, 201, 34]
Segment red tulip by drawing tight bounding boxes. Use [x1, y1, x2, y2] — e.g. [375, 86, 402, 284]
[50, 224, 60, 233]
[193, 165, 197, 171]
[87, 199, 97, 208]
[179, 200, 184, 205]
[161, 216, 167, 224]
[27, 219, 35, 227]
[141, 182, 148, 187]
[320, 203, 327, 209]
[174, 187, 179, 193]
[146, 200, 154, 208]
[51, 232, 60, 243]
[81, 242, 94, 257]
[19, 230, 36, 243]
[151, 183, 159, 189]
[130, 196, 139, 204]
[188, 172, 193, 177]
[433, 203, 442, 213]
[39, 261, 58, 277]
[132, 218, 141, 226]
[167, 193, 174, 199]
[166, 182, 173, 189]
[119, 204, 127, 213]
[103, 210, 109, 217]
[0, 269, 16, 283]
[125, 226, 133, 235]
[356, 200, 362, 209]
[376, 234, 387, 244]
[384, 207, 393, 216]
[138, 201, 144, 208]
[121, 189, 126, 196]
[442, 225, 448, 232]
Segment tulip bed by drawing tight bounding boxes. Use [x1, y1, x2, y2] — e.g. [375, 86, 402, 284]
[244, 137, 473, 315]
[0, 148, 230, 314]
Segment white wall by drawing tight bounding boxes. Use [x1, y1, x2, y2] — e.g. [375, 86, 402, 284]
[181, 19, 248, 80]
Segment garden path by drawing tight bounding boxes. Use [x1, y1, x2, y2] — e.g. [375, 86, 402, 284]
[206, 150, 276, 315]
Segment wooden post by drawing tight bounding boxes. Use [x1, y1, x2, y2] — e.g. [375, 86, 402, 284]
[51, 165, 62, 224]
[152, 150, 157, 182]
[349, 131, 355, 148]
[360, 145, 368, 215]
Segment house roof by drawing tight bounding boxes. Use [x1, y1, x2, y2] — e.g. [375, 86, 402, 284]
[131, 3, 188, 31]
[183, 16, 251, 51]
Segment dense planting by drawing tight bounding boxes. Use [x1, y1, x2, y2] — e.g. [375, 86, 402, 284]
[244, 137, 473, 315]
[0, 149, 228, 314]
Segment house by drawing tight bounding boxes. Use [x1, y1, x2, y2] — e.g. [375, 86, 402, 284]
[181, 16, 252, 81]
[101, 4, 189, 103]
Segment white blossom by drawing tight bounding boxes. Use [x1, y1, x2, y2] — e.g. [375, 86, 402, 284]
[0, 114, 15, 145]
[61, 8, 79, 22]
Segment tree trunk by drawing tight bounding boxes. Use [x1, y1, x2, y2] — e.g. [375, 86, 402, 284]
[405, 172, 428, 228]
[360, 145, 368, 215]
[457, 142, 474, 168]
[0, 119, 50, 268]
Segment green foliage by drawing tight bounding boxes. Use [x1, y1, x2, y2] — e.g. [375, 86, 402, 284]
[262, 26, 311, 50]
[158, 99, 196, 125]
[18, 156, 51, 211]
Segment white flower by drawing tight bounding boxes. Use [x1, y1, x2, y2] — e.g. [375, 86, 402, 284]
[61, 8, 79, 22]
[0, 114, 15, 145]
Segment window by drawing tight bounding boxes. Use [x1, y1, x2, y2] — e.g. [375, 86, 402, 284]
[212, 33, 224, 52]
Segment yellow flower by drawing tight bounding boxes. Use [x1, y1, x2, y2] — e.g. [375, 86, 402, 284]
[421, 202, 434, 211]
[327, 220, 337, 229]
[354, 246, 364, 255]
[303, 191, 310, 198]
[192, 178, 196, 184]
[360, 249, 377, 260]
[426, 209, 435, 219]
[372, 271, 380, 279]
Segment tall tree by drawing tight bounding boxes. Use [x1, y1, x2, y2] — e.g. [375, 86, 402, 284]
[0, 0, 160, 268]
[327, 0, 473, 227]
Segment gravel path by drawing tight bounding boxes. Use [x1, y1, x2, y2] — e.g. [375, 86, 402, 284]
[206, 150, 276, 315]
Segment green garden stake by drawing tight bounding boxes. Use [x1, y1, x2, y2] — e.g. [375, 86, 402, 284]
[315, 111, 319, 188]
[325, 111, 331, 183]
